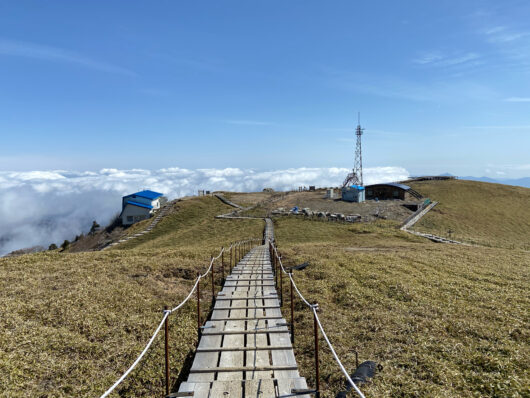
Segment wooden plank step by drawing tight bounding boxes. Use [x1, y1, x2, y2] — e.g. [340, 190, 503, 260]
[225, 278, 274, 281]
[211, 316, 283, 321]
[222, 284, 275, 287]
[196, 346, 292, 352]
[216, 296, 277, 301]
[214, 305, 281, 309]
[202, 329, 288, 336]
[189, 365, 298, 373]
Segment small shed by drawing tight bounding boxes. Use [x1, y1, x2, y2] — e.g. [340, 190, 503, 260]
[341, 185, 365, 203]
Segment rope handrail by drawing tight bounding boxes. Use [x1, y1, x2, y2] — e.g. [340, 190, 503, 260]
[312, 306, 366, 398]
[269, 238, 366, 398]
[99, 236, 258, 398]
[100, 311, 169, 398]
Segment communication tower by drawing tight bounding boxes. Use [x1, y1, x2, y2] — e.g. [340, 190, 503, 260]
[342, 113, 365, 188]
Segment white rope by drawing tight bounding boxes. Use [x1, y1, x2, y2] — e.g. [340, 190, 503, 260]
[99, 237, 255, 397]
[288, 272, 314, 308]
[267, 231, 365, 398]
[170, 276, 201, 312]
[312, 306, 366, 398]
[100, 311, 169, 398]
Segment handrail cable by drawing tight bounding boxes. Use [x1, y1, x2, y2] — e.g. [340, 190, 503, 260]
[99, 237, 258, 398]
[270, 240, 366, 398]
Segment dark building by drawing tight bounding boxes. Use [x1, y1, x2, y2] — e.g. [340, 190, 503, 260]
[365, 183, 422, 201]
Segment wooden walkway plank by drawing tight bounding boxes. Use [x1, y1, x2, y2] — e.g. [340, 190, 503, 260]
[178, 238, 309, 397]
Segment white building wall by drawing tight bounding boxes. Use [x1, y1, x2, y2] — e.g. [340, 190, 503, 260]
[121, 204, 153, 225]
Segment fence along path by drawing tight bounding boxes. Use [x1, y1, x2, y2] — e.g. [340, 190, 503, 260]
[178, 221, 310, 397]
[100, 216, 366, 398]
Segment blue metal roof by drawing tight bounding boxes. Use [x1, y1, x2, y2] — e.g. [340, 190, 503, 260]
[125, 200, 153, 209]
[366, 183, 410, 190]
[349, 185, 365, 190]
[124, 190, 163, 200]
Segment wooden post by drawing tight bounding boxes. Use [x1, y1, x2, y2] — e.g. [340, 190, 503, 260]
[164, 306, 170, 396]
[210, 256, 215, 302]
[313, 305, 320, 397]
[290, 272, 295, 343]
[196, 273, 201, 344]
[230, 244, 233, 272]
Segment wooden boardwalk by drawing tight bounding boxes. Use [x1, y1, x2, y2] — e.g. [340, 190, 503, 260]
[177, 237, 310, 397]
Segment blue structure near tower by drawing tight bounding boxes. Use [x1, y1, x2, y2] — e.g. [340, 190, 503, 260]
[341, 185, 366, 203]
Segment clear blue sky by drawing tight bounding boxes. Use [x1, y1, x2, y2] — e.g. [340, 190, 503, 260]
[1, 1, 529, 177]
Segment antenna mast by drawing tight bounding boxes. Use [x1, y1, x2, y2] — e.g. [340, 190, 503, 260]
[342, 113, 364, 188]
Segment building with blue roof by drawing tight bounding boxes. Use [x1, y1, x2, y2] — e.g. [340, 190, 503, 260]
[341, 185, 366, 202]
[120, 190, 166, 226]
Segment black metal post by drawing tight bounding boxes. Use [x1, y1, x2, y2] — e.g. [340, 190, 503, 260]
[210, 256, 215, 302]
[196, 273, 201, 345]
[164, 306, 170, 396]
[221, 247, 224, 282]
[290, 272, 294, 343]
[313, 305, 320, 398]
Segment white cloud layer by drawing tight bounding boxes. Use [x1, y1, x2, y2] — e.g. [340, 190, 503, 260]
[0, 166, 408, 255]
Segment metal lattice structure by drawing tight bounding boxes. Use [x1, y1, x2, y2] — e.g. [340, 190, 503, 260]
[342, 116, 365, 188]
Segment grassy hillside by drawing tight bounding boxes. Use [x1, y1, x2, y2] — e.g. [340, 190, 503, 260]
[0, 196, 263, 397]
[1, 188, 528, 397]
[409, 179, 530, 249]
[273, 217, 529, 397]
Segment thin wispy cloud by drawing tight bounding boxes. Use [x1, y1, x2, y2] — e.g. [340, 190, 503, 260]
[323, 67, 496, 102]
[465, 125, 530, 129]
[482, 26, 529, 43]
[504, 97, 530, 102]
[0, 38, 135, 76]
[413, 51, 481, 68]
[224, 120, 273, 126]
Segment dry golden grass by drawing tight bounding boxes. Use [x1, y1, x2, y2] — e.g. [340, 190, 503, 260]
[273, 217, 530, 397]
[1, 186, 528, 397]
[0, 196, 263, 397]
[410, 179, 530, 250]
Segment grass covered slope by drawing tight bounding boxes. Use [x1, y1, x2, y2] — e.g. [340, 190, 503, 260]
[0, 196, 263, 397]
[273, 217, 529, 397]
[409, 179, 530, 249]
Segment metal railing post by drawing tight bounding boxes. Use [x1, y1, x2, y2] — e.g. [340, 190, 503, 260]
[279, 255, 283, 306]
[290, 272, 295, 343]
[210, 256, 215, 302]
[221, 247, 225, 282]
[196, 273, 201, 345]
[313, 305, 320, 398]
[164, 306, 170, 396]
[275, 251, 278, 289]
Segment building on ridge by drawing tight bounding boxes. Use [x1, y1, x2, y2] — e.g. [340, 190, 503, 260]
[120, 190, 166, 226]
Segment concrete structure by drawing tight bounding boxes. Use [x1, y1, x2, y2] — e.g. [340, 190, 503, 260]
[325, 188, 335, 199]
[120, 190, 165, 226]
[341, 185, 365, 202]
[365, 183, 422, 201]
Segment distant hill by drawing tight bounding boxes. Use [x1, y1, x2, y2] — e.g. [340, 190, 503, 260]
[460, 176, 530, 188]
[439, 173, 530, 188]
[409, 179, 530, 249]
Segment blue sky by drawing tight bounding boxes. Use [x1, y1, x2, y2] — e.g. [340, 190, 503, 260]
[1, 1, 529, 177]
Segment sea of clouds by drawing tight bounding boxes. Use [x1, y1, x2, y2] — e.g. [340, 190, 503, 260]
[0, 166, 408, 255]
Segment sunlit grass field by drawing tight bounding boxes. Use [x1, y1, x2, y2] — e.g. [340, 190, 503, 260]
[410, 179, 530, 250]
[273, 217, 529, 397]
[1, 184, 528, 397]
[0, 197, 263, 397]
